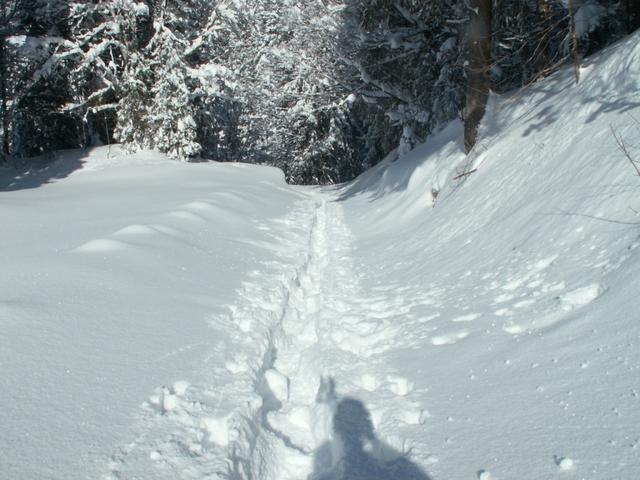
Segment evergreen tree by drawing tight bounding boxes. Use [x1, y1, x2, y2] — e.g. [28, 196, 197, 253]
[4, 1, 154, 157]
[115, 0, 212, 159]
[340, 0, 465, 163]
[144, 25, 200, 158]
[9, 0, 77, 158]
[198, 0, 358, 183]
[624, 0, 640, 33]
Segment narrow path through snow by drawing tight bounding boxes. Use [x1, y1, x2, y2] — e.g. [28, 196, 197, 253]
[104, 190, 428, 480]
[233, 193, 428, 480]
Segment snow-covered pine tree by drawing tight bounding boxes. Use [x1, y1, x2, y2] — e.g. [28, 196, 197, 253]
[113, 51, 153, 150]
[191, 63, 241, 162]
[6, 0, 153, 157]
[339, 0, 464, 163]
[259, 1, 359, 184]
[144, 25, 200, 158]
[115, 0, 212, 159]
[177, 2, 242, 161]
[63, 1, 149, 146]
[196, 0, 358, 183]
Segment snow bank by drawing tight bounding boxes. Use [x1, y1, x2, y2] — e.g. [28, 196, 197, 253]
[338, 32, 640, 479]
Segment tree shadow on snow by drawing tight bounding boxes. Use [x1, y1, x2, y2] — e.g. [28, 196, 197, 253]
[517, 35, 640, 138]
[0, 148, 87, 191]
[309, 388, 432, 480]
[334, 121, 463, 204]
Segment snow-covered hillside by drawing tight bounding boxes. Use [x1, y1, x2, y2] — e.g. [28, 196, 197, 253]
[2, 34, 639, 480]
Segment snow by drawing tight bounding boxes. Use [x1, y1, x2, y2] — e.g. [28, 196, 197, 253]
[556, 456, 576, 471]
[2, 33, 640, 480]
[560, 0, 606, 39]
[0, 147, 311, 478]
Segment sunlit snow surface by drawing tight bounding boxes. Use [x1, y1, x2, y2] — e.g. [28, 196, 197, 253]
[2, 34, 640, 480]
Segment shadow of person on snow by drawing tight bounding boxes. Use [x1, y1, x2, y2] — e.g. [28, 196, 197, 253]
[309, 395, 432, 480]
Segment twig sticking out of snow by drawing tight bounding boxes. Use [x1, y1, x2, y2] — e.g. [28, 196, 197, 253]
[611, 124, 640, 176]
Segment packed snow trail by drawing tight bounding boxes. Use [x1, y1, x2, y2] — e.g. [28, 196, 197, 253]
[222, 193, 430, 480]
[263, 196, 430, 480]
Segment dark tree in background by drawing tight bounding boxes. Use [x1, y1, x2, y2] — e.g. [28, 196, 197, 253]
[0, 0, 16, 159]
[535, 0, 552, 74]
[340, 0, 465, 165]
[624, 0, 640, 33]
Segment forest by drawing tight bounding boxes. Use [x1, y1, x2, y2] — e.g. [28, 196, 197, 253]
[1, 0, 638, 184]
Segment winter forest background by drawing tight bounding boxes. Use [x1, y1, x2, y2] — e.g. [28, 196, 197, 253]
[1, 0, 638, 184]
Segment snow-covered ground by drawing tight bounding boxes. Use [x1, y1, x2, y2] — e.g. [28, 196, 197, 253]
[2, 34, 640, 480]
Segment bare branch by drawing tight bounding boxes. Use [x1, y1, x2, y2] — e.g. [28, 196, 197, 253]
[611, 124, 640, 177]
[453, 168, 477, 180]
[550, 208, 640, 226]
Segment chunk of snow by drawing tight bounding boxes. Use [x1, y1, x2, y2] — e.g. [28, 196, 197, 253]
[557, 456, 575, 471]
[560, 283, 604, 309]
[264, 368, 289, 402]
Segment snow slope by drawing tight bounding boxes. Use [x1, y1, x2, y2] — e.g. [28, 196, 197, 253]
[329, 35, 640, 479]
[1, 148, 321, 478]
[2, 33, 640, 480]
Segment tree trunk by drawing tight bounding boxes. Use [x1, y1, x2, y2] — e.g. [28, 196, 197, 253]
[535, 0, 551, 76]
[464, 0, 492, 154]
[137, 0, 155, 47]
[567, 0, 581, 83]
[0, 1, 9, 158]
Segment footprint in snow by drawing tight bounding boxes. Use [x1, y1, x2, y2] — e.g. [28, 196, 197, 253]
[356, 373, 381, 392]
[200, 413, 235, 448]
[385, 375, 414, 396]
[145, 381, 190, 413]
